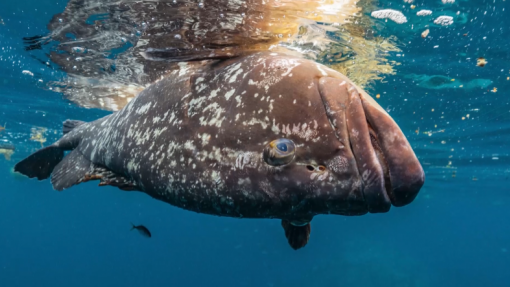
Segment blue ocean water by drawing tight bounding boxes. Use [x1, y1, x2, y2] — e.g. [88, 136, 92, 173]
[1, 0, 509, 286]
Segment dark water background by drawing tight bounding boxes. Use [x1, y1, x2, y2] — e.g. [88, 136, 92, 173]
[1, 0, 509, 286]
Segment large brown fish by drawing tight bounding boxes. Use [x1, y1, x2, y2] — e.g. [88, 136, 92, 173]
[15, 52, 424, 250]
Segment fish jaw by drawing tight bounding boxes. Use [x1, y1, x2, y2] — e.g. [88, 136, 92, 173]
[358, 88, 425, 207]
[318, 77, 424, 211]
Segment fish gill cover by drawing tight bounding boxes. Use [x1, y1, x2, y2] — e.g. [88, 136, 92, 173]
[22, 0, 401, 111]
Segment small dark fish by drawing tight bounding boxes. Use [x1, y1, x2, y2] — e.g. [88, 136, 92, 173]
[130, 223, 151, 238]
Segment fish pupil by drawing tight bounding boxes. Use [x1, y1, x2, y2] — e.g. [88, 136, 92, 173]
[277, 143, 287, 152]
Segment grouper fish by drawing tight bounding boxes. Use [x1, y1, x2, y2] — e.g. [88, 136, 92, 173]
[15, 52, 425, 250]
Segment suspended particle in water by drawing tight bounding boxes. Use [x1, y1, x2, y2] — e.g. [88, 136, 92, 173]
[411, 5, 416, 9]
[476, 57, 487, 67]
[421, 29, 429, 38]
[22, 70, 34, 76]
[491, 87, 497, 93]
[376, 94, 380, 98]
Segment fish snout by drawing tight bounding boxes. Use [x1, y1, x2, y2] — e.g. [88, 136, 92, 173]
[358, 89, 425, 207]
[318, 77, 424, 212]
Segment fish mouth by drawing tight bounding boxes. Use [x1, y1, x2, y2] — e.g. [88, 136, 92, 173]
[318, 77, 424, 213]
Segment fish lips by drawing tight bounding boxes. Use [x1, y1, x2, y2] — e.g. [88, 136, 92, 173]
[318, 77, 424, 213]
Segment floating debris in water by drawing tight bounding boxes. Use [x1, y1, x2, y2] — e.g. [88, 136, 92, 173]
[476, 57, 487, 67]
[421, 29, 430, 38]
[131, 223, 151, 238]
[417, 10, 432, 16]
[410, 5, 416, 9]
[371, 9, 407, 24]
[0, 144, 15, 161]
[442, 0, 455, 4]
[30, 127, 47, 147]
[434, 16, 454, 26]
[22, 70, 34, 76]
[491, 87, 497, 93]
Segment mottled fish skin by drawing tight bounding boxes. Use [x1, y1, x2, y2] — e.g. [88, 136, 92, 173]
[49, 52, 424, 223]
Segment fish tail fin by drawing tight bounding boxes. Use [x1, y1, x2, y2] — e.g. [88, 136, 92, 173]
[281, 220, 311, 250]
[63, 119, 86, 135]
[14, 145, 64, 180]
[130, 223, 136, 231]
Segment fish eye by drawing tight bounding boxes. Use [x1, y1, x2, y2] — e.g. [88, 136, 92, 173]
[263, 138, 296, 166]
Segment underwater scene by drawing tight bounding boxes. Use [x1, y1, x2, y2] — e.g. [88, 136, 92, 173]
[0, 0, 509, 286]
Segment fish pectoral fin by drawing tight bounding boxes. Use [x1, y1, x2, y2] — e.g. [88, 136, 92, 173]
[281, 220, 311, 250]
[51, 151, 139, 192]
[50, 149, 93, 191]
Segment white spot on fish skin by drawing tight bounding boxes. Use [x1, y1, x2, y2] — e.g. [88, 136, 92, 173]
[254, 93, 259, 98]
[281, 62, 301, 76]
[307, 82, 314, 89]
[318, 171, 329, 181]
[235, 114, 240, 121]
[225, 89, 235, 101]
[199, 102, 226, 127]
[196, 77, 204, 84]
[184, 140, 196, 151]
[243, 117, 270, 129]
[352, 129, 359, 139]
[178, 62, 189, 77]
[199, 133, 211, 146]
[271, 119, 280, 134]
[136, 102, 152, 114]
[293, 99, 296, 104]
[209, 88, 220, 99]
[235, 95, 242, 107]
[229, 68, 244, 83]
